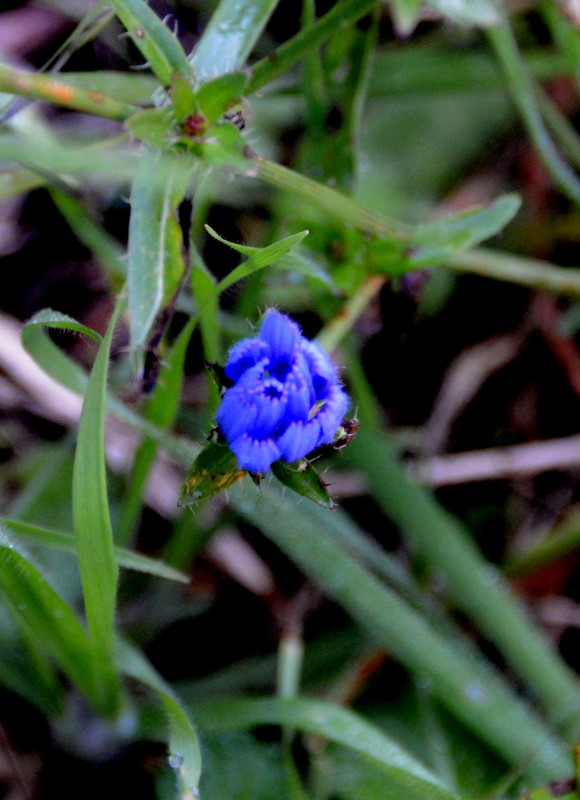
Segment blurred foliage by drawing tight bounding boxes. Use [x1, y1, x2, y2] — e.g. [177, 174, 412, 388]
[0, 0, 580, 798]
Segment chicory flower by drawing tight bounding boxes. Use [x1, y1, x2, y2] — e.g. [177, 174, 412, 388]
[216, 310, 349, 474]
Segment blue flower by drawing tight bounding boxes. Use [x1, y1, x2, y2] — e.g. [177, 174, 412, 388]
[216, 310, 349, 474]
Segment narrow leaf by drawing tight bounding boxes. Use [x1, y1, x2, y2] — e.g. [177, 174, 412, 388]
[0, 533, 96, 705]
[192, 697, 463, 800]
[190, 0, 279, 82]
[410, 194, 521, 267]
[72, 298, 125, 716]
[229, 480, 571, 782]
[1, 518, 188, 584]
[108, 0, 192, 87]
[118, 317, 196, 543]
[23, 308, 102, 344]
[205, 227, 309, 294]
[128, 147, 193, 361]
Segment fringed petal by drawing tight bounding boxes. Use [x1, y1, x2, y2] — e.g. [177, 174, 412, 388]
[230, 434, 281, 474]
[314, 385, 349, 444]
[260, 310, 300, 378]
[277, 420, 321, 463]
[216, 388, 258, 443]
[225, 338, 269, 382]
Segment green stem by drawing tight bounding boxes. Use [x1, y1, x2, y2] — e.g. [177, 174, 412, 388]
[539, 88, 580, 172]
[487, 18, 580, 206]
[249, 154, 580, 299]
[447, 247, 580, 296]
[246, 0, 379, 95]
[316, 275, 385, 353]
[250, 153, 411, 239]
[0, 63, 137, 121]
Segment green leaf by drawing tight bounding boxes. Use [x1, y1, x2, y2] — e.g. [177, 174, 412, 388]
[128, 147, 194, 362]
[117, 638, 202, 795]
[191, 245, 220, 363]
[0, 532, 96, 705]
[205, 226, 310, 294]
[271, 459, 336, 508]
[179, 442, 246, 507]
[229, 480, 571, 782]
[127, 107, 175, 147]
[118, 317, 196, 544]
[196, 72, 248, 123]
[199, 120, 248, 168]
[192, 697, 464, 800]
[410, 194, 521, 267]
[108, 0, 192, 88]
[22, 308, 102, 344]
[72, 298, 125, 716]
[345, 425, 580, 741]
[169, 71, 198, 122]
[190, 0, 279, 82]
[1, 518, 188, 584]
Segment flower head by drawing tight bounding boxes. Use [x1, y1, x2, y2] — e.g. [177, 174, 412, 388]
[216, 310, 349, 474]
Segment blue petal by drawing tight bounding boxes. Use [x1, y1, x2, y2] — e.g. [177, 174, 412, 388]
[260, 311, 300, 377]
[300, 340, 337, 400]
[225, 337, 269, 382]
[248, 380, 288, 438]
[216, 387, 258, 442]
[313, 386, 349, 444]
[281, 364, 312, 425]
[277, 419, 320, 463]
[230, 434, 281, 474]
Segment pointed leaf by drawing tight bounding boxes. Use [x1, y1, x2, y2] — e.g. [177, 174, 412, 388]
[410, 194, 521, 267]
[196, 72, 247, 123]
[271, 459, 336, 508]
[205, 226, 309, 294]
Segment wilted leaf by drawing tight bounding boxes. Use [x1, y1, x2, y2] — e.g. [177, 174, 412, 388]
[179, 441, 246, 507]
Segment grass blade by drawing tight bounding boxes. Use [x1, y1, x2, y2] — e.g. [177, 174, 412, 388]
[72, 298, 125, 716]
[192, 697, 465, 800]
[1, 518, 188, 584]
[0, 533, 96, 705]
[345, 427, 580, 740]
[229, 480, 570, 782]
